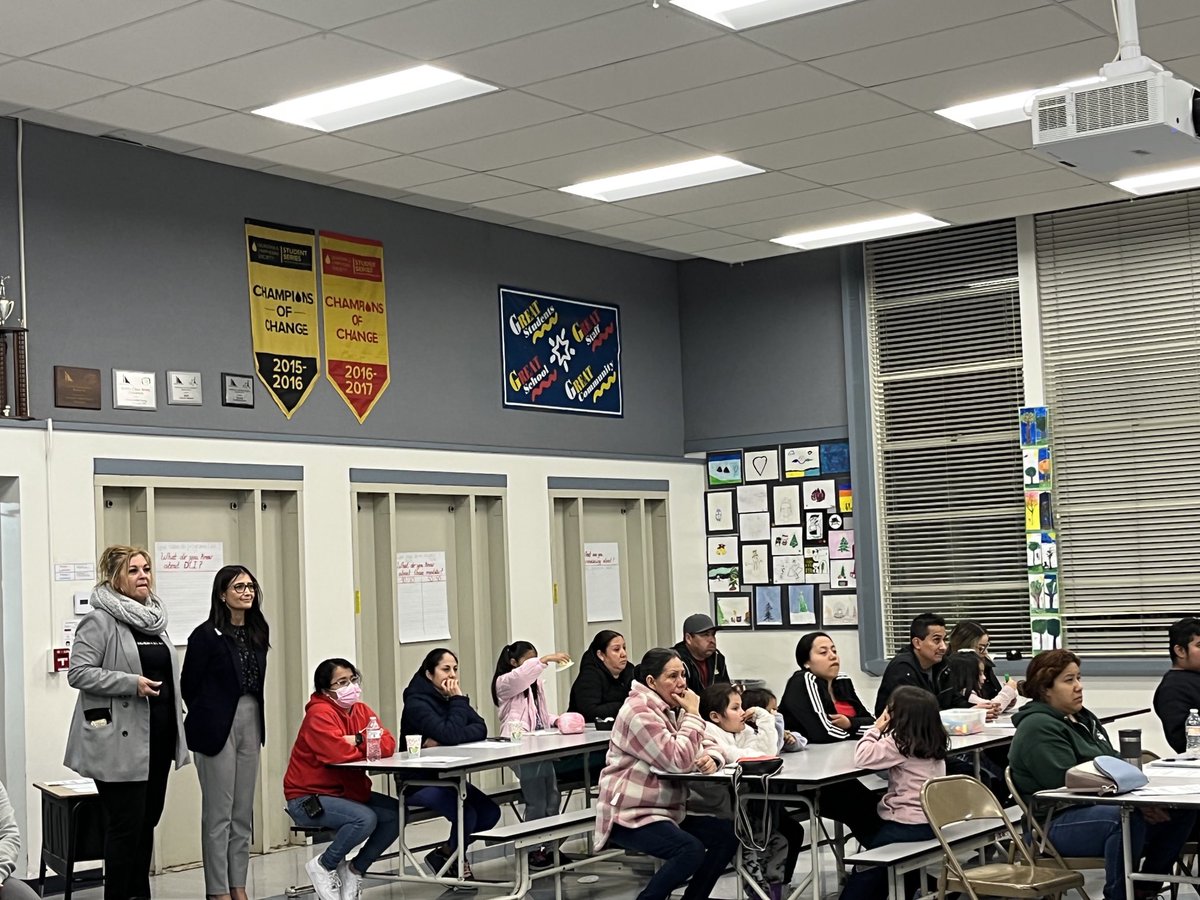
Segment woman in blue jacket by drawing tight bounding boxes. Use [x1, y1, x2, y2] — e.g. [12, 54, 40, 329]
[399, 648, 501, 882]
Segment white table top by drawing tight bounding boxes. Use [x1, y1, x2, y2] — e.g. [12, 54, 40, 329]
[339, 727, 610, 778]
[1039, 763, 1200, 809]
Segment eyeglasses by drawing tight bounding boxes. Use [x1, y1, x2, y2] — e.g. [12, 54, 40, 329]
[330, 676, 361, 689]
[229, 583, 256, 594]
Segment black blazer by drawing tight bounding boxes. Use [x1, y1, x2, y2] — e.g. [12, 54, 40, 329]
[180, 621, 268, 756]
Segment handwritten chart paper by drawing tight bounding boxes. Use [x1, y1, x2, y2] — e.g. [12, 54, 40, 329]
[584, 542, 623, 623]
[396, 551, 451, 644]
[154, 541, 224, 643]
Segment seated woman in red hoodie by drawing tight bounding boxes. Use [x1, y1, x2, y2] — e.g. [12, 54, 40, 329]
[284, 658, 397, 900]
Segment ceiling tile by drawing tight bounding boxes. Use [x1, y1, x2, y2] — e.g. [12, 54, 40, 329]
[326, 179, 409, 200]
[16, 108, 119, 135]
[0, 1, 192, 56]
[0, 61, 123, 109]
[489, 135, 709, 189]
[645, 231, 750, 253]
[642, 247, 691, 260]
[601, 64, 855, 133]
[673, 187, 869, 228]
[340, 92, 575, 154]
[811, 7, 1105, 87]
[742, 113, 963, 170]
[888, 168, 1098, 211]
[561, 230, 627, 248]
[523, 36, 790, 110]
[841, 151, 1052, 200]
[871, 36, 1114, 109]
[593, 218, 705, 241]
[397, 193, 471, 214]
[258, 164, 343, 185]
[616, 172, 820, 216]
[440, 4, 720, 87]
[934, 183, 1127, 224]
[338, 0, 637, 60]
[148, 34, 410, 110]
[537, 204, 652, 230]
[1169, 54, 1200, 85]
[473, 190, 595, 218]
[251, 136, 395, 171]
[745, 0, 1043, 61]
[406, 174, 536, 203]
[160, 112, 315, 154]
[417, 115, 647, 170]
[234, 0, 428, 29]
[510, 219, 577, 236]
[334, 156, 473, 190]
[60, 88, 224, 133]
[981, 121, 1034, 151]
[456, 207, 526, 226]
[187, 147, 276, 170]
[103, 129, 203, 154]
[667, 91, 912, 153]
[723, 201, 908, 241]
[35, 0, 316, 85]
[1061, 0, 1199, 31]
[606, 240, 659, 255]
[1139, 18, 1200, 63]
[699, 242, 799, 264]
[784, 133, 1010, 186]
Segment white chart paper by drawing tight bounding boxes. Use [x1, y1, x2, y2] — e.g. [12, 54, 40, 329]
[584, 542, 623, 623]
[396, 551, 451, 644]
[154, 541, 224, 644]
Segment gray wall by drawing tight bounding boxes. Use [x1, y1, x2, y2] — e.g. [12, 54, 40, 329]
[10, 122, 686, 459]
[676, 249, 848, 452]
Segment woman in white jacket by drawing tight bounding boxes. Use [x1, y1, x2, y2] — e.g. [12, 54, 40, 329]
[0, 781, 39, 899]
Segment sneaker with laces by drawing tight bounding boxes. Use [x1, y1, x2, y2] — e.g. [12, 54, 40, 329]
[305, 855, 341, 900]
[337, 860, 363, 900]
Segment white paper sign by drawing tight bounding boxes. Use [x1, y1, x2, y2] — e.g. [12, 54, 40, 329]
[396, 551, 451, 644]
[584, 542, 623, 623]
[154, 541, 224, 643]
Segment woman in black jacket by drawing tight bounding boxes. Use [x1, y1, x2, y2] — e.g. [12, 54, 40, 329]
[567, 629, 632, 720]
[180, 565, 269, 900]
[399, 648, 501, 881]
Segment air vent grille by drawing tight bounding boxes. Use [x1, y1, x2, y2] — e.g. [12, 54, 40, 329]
[1074, 79, 1150, 132]
[1037, 95, 1068, 133]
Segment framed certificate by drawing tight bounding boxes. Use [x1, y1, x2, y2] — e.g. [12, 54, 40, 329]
[222, 373, 254, 408]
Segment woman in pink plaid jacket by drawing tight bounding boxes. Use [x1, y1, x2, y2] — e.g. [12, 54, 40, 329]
[595, 647, 739, 900]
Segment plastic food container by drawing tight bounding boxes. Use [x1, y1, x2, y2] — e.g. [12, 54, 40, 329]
[940, 708, 987, 735]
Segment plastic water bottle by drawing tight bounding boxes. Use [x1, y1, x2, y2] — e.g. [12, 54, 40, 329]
[365, 716, 383, 762]
[1186, 709, 1200, 755]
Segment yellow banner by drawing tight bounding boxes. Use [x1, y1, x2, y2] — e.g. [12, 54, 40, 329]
[319, 231, 390, 423]
[245, 220, 321, 418]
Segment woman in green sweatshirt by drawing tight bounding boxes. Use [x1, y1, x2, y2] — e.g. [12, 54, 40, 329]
[1009, 649, 1193, 900]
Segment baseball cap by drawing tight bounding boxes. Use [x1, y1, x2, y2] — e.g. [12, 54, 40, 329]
[683, 613, 718, 635]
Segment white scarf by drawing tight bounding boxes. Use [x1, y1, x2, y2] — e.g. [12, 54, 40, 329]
[90, 583, 169, 635]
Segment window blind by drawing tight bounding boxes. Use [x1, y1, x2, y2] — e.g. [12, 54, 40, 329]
[1036, 191, 1200, 656]
[866, 221, 1029, 656]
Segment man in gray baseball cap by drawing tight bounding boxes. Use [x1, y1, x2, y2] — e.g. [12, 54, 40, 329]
[672, 612, 731, 695]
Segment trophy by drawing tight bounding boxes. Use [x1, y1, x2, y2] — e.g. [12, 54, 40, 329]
[0, 275, 30, 419]
[0, 276, 12, 327]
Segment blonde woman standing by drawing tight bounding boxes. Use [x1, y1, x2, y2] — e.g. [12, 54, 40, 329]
[64, 545, 189, 900]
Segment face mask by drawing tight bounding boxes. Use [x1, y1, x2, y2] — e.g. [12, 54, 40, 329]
[330, 683, 361, 708]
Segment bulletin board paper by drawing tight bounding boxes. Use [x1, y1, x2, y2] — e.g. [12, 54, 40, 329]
[584, 542, 623, 623]
[154, 541, 224, 644]
[396, 551, 452, 644]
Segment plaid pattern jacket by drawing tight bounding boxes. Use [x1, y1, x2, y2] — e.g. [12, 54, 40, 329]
[594, 680, 724, 849]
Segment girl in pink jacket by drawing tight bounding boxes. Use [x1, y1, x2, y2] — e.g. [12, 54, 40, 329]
[491, 641, 571, 870]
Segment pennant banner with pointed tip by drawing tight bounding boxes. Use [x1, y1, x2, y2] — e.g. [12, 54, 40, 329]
[319, 231, 390, 423]
[244, 219, 320, 418]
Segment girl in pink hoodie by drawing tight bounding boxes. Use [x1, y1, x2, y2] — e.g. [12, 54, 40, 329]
[491, 641, 571, 869]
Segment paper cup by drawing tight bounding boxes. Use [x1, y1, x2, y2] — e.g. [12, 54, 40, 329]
[506, 720, 525, 743]
[406, 734, 422, 758]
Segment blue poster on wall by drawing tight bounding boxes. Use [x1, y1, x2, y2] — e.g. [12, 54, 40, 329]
[500, 286, 623, 417]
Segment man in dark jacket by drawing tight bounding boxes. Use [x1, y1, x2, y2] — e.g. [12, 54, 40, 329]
[672, 613, 731, 695]
[874, 612, 948, 714]
[1154, 617, 1200, 753]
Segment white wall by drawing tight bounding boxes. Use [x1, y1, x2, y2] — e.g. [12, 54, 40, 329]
[2, 424, 708, 875]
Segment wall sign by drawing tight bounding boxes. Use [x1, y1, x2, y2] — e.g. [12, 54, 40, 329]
[500, 286, 622, 417]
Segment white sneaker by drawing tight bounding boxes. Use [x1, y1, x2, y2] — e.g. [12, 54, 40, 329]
[305, 855, 342, 900]
[337, 860, 364, 900]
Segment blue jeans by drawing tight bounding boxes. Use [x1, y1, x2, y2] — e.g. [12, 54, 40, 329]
[1048, 803, 1195, 899]
[286, 791, 400, 874]
[609, 816, 738, 900]
[406, 783, 501, 850]
[514, 761, 560, 820]
[838, 820, 933, 900]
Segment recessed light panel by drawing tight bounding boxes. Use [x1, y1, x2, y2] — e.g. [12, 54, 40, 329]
[1112, 164, 1200, 195]
[772, 213, 948, 250]
[670, 0, 856, 30]
[253, 65, 497, 132]
[560, 156, 764, 202]
[935, 77, 1104, 130]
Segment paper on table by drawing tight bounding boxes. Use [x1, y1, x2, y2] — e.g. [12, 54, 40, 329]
[409, 755, 469, 764]
[584, 543, 622, 623]
[155, 541, 223, 644]
[452, 741, 506, 749]
[1131, 784, 1200, 796]
[396, 551, 451, 644]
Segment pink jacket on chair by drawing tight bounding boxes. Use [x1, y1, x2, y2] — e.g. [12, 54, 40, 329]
[495, 657, 559, 732]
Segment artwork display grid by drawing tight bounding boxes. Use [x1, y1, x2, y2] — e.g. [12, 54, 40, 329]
[706, 440, 857, 630]
[1021, 405, 1061, 652]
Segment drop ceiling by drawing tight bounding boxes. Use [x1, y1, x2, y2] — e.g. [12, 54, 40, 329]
[1, 0, 1198, 263]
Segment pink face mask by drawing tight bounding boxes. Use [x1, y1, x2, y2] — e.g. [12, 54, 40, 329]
[330, 683, 362, 709]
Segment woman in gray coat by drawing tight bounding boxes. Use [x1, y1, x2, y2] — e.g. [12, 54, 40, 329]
[64, 545, 189, 900]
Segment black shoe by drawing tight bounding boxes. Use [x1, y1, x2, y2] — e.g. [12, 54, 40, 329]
[529, 848, 555, 869]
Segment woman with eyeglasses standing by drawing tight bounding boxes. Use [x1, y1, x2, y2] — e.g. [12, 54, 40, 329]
[180, 566, 270, 900]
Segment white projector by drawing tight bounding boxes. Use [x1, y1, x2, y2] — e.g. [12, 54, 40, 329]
[1030, 69, 1200, 180]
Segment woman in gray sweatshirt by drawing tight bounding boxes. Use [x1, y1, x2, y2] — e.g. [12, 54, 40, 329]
[0, 781, 39, 899]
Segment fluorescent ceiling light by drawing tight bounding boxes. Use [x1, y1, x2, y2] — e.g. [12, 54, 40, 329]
[1112, 164, 1200, 195]
[670, 0, 854, 30]
[935, 77, 1104, 130]
[252, 65, 496, 131]
[771, 213, 948, 250]
[560, 156, 764, 202]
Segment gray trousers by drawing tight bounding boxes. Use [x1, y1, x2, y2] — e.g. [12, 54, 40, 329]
[195, 695, 261, 894]
[2, 876, 40, 900]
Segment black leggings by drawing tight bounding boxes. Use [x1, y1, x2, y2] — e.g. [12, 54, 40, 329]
[95, 745, 173, 899]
